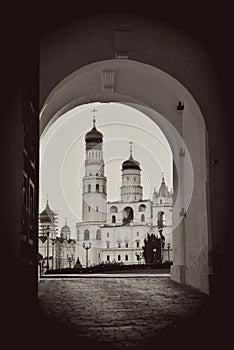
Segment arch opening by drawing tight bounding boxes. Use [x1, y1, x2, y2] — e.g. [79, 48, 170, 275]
[39, 58, 209, 294]
[122, 207, 134, 225]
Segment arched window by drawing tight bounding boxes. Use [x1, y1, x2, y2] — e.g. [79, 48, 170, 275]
[136, 240, 140, 248]
[160, 199, 162, 204]
[125, 255, 128, 261]
[88, 184, 91, 192]
[107, 255, 110, 262]
[107, 242, 110, 249]
[141, 214, 145, 222]
[110, 206, 118, 213]
[96, 229, 101, 240]
[96, 206, 98, 212]
[138, 204, 146, 212]
[96, 184, 99, 192]
[118, 255, 121, 261]
[123, 206, 134, 224]
[88, 206, 91, 212]
[125, 242, 128, 248]
[84, 229, 90, 240]
[112, 215, 116, 223]
[157, 211, 165, 229]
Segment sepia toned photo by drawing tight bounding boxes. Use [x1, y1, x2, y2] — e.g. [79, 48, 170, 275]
[1, 3, 232, 350]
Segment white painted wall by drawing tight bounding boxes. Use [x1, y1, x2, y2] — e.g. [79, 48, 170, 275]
[39, 15, 228, 293]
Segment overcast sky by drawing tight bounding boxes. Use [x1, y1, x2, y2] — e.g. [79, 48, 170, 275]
[40, 102, 172, 238]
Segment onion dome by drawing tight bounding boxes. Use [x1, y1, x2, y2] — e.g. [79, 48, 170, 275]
[85, 115, 103, 144]
[60, 218, 71, 239]
[61, 224, 70, 233]
[122, 141, 141, 171]
[122, 156, 141, 170]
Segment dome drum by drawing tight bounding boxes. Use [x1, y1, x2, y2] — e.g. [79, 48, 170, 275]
[86, 142, 102, 151]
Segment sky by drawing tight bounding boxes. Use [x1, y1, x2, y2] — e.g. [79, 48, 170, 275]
[40, 102, 172, 238]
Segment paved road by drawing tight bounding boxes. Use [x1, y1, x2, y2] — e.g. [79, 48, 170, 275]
[38, 277, 208, 349]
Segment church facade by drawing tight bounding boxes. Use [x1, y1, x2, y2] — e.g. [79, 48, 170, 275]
[76, 116, 173, 267]
[38, 202, 76, 271]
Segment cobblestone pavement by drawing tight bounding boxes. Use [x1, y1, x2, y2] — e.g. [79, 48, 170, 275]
[38, 277, 208, 350]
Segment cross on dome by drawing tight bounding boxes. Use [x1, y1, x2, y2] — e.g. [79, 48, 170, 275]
[91, 108, 98, 127]
[85, 109, 103, 144]
[129, 141, 133, 157]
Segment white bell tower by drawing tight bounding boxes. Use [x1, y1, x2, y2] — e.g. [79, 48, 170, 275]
[82, 109, 107, 223]
[120, 142, 143, 202]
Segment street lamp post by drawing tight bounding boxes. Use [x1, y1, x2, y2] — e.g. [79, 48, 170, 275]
[167, 242, 171, 262]
[51, 238, 56, 270]
[153, 248, 157, 263]
[158, 228, 163, 262]
[46, 225, 50, 272]
[158, 213, 165, 263]
[82, 242, 91, 268]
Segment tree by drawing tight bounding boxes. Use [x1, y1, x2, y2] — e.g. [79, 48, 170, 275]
[142, 233, 162, 263]
[74, 257, 82, 269]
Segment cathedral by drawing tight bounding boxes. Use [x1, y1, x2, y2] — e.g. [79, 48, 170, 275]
[38, 201, 76, 271]
[76, 115, 173, 267]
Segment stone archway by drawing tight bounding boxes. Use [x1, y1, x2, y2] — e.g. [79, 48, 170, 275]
[40, 59, 210, 294]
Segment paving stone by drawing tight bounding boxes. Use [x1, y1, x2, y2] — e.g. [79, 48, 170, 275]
[38, 277, 206, 348]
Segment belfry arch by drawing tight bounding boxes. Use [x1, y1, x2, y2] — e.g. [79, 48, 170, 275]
[40, 59, 210, 293]
[123, 206, 134, 224]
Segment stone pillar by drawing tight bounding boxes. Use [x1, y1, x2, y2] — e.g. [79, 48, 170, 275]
[171, 162, 186, 283]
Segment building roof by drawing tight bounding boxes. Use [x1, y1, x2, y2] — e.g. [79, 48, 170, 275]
[157, 173, 170, 197]
[39, 201, 57, 223]
[107, 199, 150, 204]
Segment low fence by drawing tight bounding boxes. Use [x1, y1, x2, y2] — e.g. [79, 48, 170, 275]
[45, 261, 173, 274]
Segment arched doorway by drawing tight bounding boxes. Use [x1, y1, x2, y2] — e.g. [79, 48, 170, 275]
[40, 58, 210, 294]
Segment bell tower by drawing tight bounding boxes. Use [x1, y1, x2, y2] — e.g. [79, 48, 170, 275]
[120, 142, 143, 202]
[82, 109, 107, 222]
